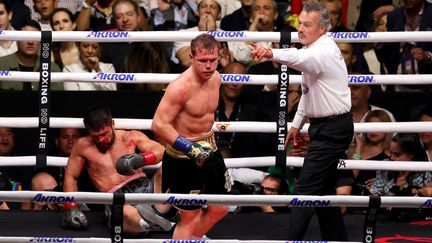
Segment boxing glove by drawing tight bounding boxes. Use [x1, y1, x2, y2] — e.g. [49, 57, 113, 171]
[116, 152, 156, 175]
[173, 135, 213, 168]
[62, 202, 88, 230]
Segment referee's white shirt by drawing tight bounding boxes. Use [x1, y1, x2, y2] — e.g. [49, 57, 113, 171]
[271, 33, 351, 129]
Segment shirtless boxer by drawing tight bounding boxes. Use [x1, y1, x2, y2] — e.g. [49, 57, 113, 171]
[151, 33, 230, 239]
[63, 106, 173, 234]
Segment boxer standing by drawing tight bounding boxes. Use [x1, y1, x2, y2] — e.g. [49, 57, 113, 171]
[152, 33, 230, 240]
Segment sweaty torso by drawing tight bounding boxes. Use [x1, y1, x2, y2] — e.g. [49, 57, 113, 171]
[79, 130, 139, 192]
[172, 69, 220, 138]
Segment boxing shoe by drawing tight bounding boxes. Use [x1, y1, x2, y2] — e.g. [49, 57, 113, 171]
[136, 204, 173, 232]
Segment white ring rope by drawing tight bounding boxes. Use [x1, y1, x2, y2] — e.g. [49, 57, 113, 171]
[0, 156, 431, 173]
[0, 71, 431, 85]
[0, 191, 431, 208]
[0, 118, 431, 133]
[0, 237, 357, 243]
[1, 30, 432, 43]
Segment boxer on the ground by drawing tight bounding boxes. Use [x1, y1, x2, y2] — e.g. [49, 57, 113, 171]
[63, 106, 173, 234]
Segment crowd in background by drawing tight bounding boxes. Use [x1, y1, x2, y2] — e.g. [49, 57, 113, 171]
[0, 0, 431, 222]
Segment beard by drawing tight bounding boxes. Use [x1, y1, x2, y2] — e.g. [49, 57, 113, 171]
[95, 132, 115, 153]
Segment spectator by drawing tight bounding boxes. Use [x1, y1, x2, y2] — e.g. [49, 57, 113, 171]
[0, 127, 33, 210]
[362, 13, 389, 77]
[369, 133, 432, 220]
[174, 0, 223, 69]
[25, 0, 80, 19]
[100, 0, 145, 73]
[31, 172, 61, 210]
[151, 0, 198, 31]
[50, 8, 79, 70]
[230, 0, 287, 65]
[123, 42, 171, 91]
[418, 103, 432, 161]
[369, 133, 431, 196]
[0, 20, 63, 90]
[32, 0, 58, 30]
[229, 168, 289, 213]
[33, 128, 81, 188]
[75, 0, 116, 31]
[63, 41, 117, 91]
[151, 0, 198, 65]
[349, 84, 395, 123]
[0, 0, 17, 57]
[9, 1, 31, 30]
[374, 0, 432, 92]
[350, 110, 392, 196]
[322, 0, 350, 32]
[354, 0, 399, 33]
[215, 62, 271, 158]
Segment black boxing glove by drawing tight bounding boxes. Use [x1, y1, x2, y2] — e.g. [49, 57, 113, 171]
[116, 152, 157, 175]
[62, 202, 88, 230]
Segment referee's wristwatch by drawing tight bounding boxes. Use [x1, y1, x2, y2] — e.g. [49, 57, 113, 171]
[82, 1, 91, 9]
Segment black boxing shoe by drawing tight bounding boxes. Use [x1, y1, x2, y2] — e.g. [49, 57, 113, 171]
[136, 204, 173, 232]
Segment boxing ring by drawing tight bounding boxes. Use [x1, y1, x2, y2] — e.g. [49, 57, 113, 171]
[0, 30, 432, 243]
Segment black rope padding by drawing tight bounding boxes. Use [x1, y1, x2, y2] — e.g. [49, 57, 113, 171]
[36, 31, 52, 169]
[111, 192, 125, 243]
[275, 31, 292, 171]
[363, 195, 381, 243]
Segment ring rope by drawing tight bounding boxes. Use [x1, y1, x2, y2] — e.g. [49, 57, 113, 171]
[0, 118, 430, 133]
[0, 156, 431, 172]
[0, 191, 430, 208]
[1, 71, 431, 85]
[1, 30, 432, 43]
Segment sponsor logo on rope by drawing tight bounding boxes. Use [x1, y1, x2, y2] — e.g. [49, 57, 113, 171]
[330, 32, 369, 39]
[338, 159, 347, 168]
[288, 198, 331, 207]
[29, 237, 75, 242]
[207, 31, 245, 38]
[348, 75, 375, 83]
[221, 74, 251, 83]
[216, 123, 230, 131]
[92, 72, 136, 82]
[421, 199, 432, 208]
[0, 70, 10, 76]
[163, 240, 206, 243]
[86, 31, 130, 38]
[32, 193, 75, 203]
[163, 196, 207, 206]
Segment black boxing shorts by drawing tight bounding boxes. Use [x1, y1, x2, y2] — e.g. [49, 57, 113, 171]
[105, 174, 152, 223]
[163, 131, 231, 211]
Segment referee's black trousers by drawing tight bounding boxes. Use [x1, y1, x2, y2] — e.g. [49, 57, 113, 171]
[288, 112, 353, 241]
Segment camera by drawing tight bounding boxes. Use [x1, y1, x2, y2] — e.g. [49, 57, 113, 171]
[231, 181, 264, 195]
[247, 182, 264, 195]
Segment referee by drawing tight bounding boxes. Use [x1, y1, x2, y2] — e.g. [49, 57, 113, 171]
[251, 2, 353, 241]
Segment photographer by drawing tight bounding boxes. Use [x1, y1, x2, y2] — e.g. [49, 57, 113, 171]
[229, 168, 289, 213]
